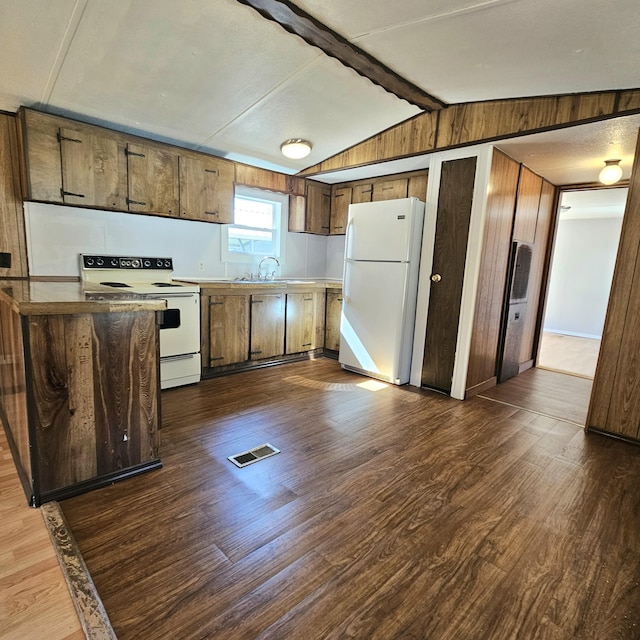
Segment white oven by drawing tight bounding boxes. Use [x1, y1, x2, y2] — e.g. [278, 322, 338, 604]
[80, 254, 201, 389]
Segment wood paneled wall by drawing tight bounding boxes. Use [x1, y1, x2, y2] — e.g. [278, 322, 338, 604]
[518, 179, 556, 367]
[300, 89, 640, 175]
[587, 128, 640, 441]
[466, 150, 520, 394]
[0, 114, 27, 278]
[512, 167, 542, 243]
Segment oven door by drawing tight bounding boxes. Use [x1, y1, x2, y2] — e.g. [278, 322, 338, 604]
[152, 292, 200, 358]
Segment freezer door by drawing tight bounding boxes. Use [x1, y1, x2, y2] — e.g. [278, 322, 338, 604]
[339, 260, 413, 384]
[345, 198, 424, 262]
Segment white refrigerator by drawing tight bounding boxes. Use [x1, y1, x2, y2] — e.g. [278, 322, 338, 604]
[339, 197, 425, 385]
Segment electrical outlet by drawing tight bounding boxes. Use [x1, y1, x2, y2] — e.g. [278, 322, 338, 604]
[198, 261, 205, 272]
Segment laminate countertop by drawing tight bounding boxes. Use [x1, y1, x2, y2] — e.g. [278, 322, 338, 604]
[186, 278, 343, 291]
[0, 280, 166, 316]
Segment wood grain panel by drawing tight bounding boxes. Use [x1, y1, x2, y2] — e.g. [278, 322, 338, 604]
[126, 143, 179, 216]
[250, 294, 285, 359]
[0, 114, 28, 277]
[512, 166, 542, 243]
[285, 293, 315, 354]
[372, 178, 408, 201]
[588, 129, 640, 437]
[179, 155, 234, 223]
[407, 173, 428, 200]
[235, 163, 305, 195]
[350, 183, 373, 204]
[422, 157, 477, 392]
[300, 89, 640, 175]
[466, 150, 520, 393]
[305, 181, 331, 234]
[26, 311, 159, 495]
[208, 295, 250, 366]
[518, 179, 556, 365]
[330, 186, 351, 234]
[324, 290, 343, 351]
[59, 126, 125, 209]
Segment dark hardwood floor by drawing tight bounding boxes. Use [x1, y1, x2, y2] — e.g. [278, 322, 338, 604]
[60, 358, 640, 639]
[479, 367, 593, 426]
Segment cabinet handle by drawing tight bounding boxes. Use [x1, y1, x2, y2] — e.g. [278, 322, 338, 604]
[204, 169, 219, 175]
[334, 226, 343, 229]
[125, 149, 146, 158]
[61, 189, 85, 198]
[210, 356, 224, 362]
[250, 350, 263, 355]
[127, 198, 146, 206]
[304, 297, 313, 301]
[204, 211, 219, 216]
[303, 343, 312, 347]
[322, 226, 330, 229]
[57, 133, 82, 143]
[210, 301, 224, 306]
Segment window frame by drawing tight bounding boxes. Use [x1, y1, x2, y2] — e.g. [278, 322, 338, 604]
[221, 186, 287, 264]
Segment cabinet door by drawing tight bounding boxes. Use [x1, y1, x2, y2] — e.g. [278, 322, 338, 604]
[180, 155, 234, 223]
[351, 183, 373, 204]
[59, 126, 126, 209]
[208, 295, 249, 367]
[126, 142, 179, 216]
[250, 294, 285, 359]
[306, 182, 331, 234]
[286, 293, 315, 354]
[330, 187, 351, 235]
[325, 290, 343, 352]
[372, 178, 408, 201]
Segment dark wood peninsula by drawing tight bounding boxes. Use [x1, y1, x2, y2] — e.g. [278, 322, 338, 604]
[0, 280, 165, 506]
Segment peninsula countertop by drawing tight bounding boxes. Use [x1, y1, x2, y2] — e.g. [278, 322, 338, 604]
[0, 279, 167, 316]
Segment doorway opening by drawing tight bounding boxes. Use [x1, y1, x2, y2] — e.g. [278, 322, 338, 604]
[537, 187, 628, 379]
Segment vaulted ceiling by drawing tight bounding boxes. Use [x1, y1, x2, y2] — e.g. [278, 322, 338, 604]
[1, 0, 639, 183]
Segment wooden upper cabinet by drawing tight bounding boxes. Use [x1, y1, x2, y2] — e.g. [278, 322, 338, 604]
[330, 186, 351, 235]
[306, 181, 331, 235]
[179, 155, 234, 223]
[59, 126, 126, 209]
[372, 178, 408, 201]
[126, 142, 179, 216]
[351, 183, 373, 204]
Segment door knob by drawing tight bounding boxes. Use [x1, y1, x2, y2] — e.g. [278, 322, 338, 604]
[431, 273, 442, 283]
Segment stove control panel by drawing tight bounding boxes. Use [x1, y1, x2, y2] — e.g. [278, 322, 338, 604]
[81, 255, 173, 270]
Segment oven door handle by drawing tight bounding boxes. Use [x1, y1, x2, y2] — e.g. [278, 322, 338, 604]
[161, 353, 197, 362]
[145, 292, 198, 299]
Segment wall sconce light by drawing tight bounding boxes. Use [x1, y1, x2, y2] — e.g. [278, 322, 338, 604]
[280, 139, 312, 159]
[599, 159, 623, 185]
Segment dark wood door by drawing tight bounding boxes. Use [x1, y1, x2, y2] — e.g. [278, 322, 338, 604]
[421, 157, 477, 392]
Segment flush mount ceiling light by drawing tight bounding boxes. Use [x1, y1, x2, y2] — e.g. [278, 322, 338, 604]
[599, 159, 623, 185]
[280, 139, 312, 159]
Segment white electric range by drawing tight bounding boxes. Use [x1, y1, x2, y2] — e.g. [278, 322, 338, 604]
[80, 254, 201, 389]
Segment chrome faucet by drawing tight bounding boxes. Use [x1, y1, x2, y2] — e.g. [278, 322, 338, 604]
[258, 256, 280, 280]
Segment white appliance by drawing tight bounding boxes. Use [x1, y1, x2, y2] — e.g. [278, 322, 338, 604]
[80, 254, 201, 389]
[339, 197, 425, 385]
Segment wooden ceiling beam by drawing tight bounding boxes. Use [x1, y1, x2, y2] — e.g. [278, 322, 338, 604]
[236, 0, 446, 112]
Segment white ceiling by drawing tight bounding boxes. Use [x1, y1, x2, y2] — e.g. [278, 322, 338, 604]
[0, 0, 639, 182]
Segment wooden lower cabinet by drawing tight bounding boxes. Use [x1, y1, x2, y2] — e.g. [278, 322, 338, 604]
[250, 294, 285, 360]
[207, 294, 250, 367]
[285, 291, 325, 354]
[325, 289, 343, 352]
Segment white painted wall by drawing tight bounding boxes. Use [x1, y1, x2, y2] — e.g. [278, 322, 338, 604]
[544, 216, 623, 338]
[25, 201, 330, 279]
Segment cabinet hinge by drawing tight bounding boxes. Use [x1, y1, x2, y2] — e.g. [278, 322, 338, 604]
[125, 149, 146, 158]
[57, 132, 82, 143]
[61, 188, 85, 198]
[126, 197, 146, 206]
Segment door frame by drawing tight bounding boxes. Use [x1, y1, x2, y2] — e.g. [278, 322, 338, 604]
[410, 144, 494, 398]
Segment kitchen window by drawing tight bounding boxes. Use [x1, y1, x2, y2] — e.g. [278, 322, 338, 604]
[222, 186, 286, 263]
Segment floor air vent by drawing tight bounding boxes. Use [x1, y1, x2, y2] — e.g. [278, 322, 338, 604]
[228, 443, 280, 468]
